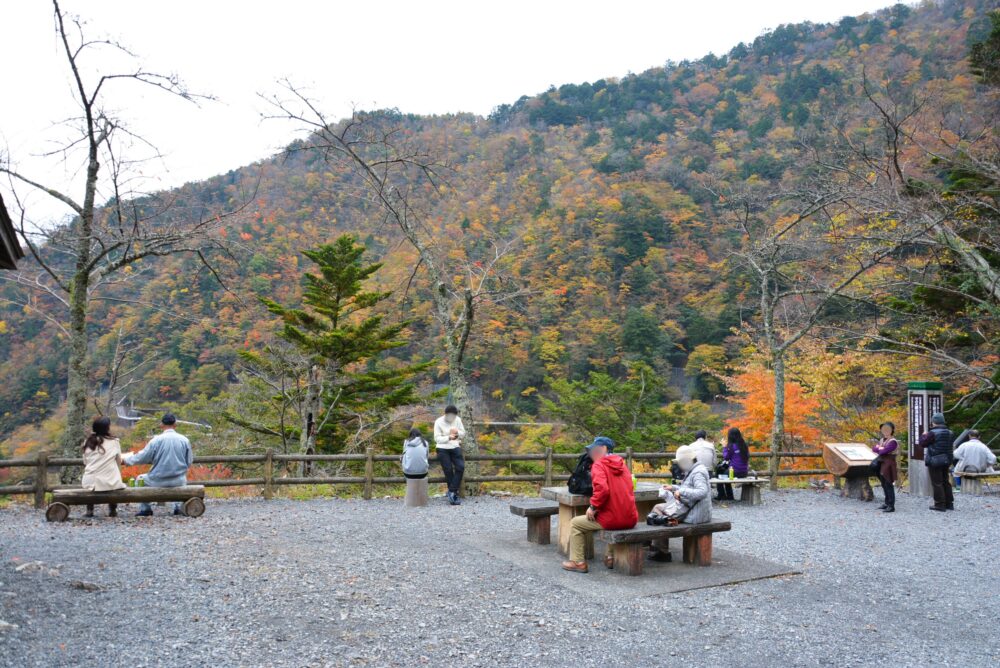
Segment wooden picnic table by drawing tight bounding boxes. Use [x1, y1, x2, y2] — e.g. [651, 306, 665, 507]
[540, 483, 662, 556]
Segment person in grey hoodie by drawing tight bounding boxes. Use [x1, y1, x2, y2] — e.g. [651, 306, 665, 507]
[401, 427, 429, 479]
[122, 414, 193, 517]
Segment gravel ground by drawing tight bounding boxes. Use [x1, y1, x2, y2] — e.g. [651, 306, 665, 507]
[0, 487, 997, 668]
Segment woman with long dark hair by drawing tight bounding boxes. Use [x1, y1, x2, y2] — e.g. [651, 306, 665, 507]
[81, 416, 127, 517]
[718, 427, 750, 501]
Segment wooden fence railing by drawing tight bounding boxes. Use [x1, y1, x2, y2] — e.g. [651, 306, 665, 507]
[0, 448, 837, 509]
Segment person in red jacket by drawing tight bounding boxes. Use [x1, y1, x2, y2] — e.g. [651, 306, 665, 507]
[562, 437, 638, 573]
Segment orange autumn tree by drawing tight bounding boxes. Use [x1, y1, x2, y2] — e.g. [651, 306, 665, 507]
[728, 368, 820, 471]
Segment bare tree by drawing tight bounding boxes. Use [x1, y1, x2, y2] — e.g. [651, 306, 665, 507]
[709, 164, 916, 488]
[809, 71, 1000, 406]
[97, 325, 160, 416]
[0, 0, 248, 467]
[262, 82, 526, 488]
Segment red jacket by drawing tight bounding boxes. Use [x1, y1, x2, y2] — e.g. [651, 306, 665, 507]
[589, 454, 638, 530]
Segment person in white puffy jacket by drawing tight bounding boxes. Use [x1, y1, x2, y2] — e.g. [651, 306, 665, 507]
[433, 405, 466, 505]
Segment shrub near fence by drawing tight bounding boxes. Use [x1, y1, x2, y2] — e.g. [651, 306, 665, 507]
[0, 448, 850, 509]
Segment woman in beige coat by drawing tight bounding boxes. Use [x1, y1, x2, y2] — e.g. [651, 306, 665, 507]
[81, 417, 127, 517]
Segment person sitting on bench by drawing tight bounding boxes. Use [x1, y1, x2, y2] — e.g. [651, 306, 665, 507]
[645, 445, 712, 560]
[80, 416, 127, 518]
[649, 445, 712, 525]
[122, 413, 193, 517]
[561, 437, 637, 574]
[401, 427, 429, 479]
[953, 430, 996, 474]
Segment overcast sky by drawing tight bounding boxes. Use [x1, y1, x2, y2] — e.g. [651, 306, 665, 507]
[1, 0, 895, 226]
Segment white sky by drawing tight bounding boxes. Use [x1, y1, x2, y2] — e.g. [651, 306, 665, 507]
[1, 0, 894, 226]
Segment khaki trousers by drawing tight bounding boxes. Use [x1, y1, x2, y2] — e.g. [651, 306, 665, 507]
[569, 515, 607, 563]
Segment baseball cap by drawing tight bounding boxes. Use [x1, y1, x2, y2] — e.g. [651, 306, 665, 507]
[586, 436, 614, 452]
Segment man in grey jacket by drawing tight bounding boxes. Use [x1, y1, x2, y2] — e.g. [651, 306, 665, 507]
[122, 414, 193, 516]
[953, 430, 996, 473]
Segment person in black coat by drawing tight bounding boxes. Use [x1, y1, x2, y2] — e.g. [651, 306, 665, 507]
[918, 413, 955, 512]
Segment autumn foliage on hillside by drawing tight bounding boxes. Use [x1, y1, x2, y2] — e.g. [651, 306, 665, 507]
[2, 0, 999, 456]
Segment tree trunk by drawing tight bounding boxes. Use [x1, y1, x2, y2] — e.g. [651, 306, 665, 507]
[768, 352, 785, 491]
[299, 364, 321, 476]
[61, 282, 89, 463]
[933, 220, 1000, 303]
[447, 352, 479, 495]
[59, 153, 99, 482]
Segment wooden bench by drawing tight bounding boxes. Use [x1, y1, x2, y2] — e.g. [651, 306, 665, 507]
[600, 521, 732, 576]
[955, 470, 1000, 496]
[709, 477, 769, 505]
[509, 499, 559, 545]
[45, 485, 206, 522]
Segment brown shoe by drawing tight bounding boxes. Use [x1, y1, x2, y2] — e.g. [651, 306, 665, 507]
[561, 561, 589, 573]
[603, 555, 614, 569]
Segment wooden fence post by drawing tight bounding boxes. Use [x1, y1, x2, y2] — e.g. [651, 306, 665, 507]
[544, 448, 553, 487]
[34, 452, 48, 509]
[263, 449, 274, 500]
[625, 446, 634, 472]
[363, 447, 374, 500]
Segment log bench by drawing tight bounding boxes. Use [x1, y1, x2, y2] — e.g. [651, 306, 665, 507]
[955, 470, 1000, 496]
[600, 521, 732, 576]
[708, 477, 769, 505]
[509, 499, 559, 545]
[45, 485, 206, 522]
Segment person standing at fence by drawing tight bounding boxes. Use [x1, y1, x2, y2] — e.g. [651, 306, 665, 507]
[434, 405, 466, 505]
[919, 413, 955, 512]
[561, 437, 637, 573]
[718, 427, 749, 501]
[872, 422, 899, 513]
[80, 416, 127, 518]
[122, 414, 193, 517]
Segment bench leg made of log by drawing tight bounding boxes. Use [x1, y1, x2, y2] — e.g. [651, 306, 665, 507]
[611, 543, 645, 576]
[740, 485, 762, 505]
[962, 477, 984, 496]
[45, 502, 70, 523]
[404, 477, 430, 507]
[682, 534, 713, 566]
[526, 516, 551, 545]
[183, 497, 206, 518]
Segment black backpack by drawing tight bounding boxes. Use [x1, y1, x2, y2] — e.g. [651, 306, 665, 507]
[567, 452, 593, 496]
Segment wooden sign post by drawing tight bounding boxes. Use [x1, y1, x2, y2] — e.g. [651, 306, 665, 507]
[823, 442, 876, 501]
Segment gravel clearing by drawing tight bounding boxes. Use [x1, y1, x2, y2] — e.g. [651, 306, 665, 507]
[1, 487, 997, 667]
